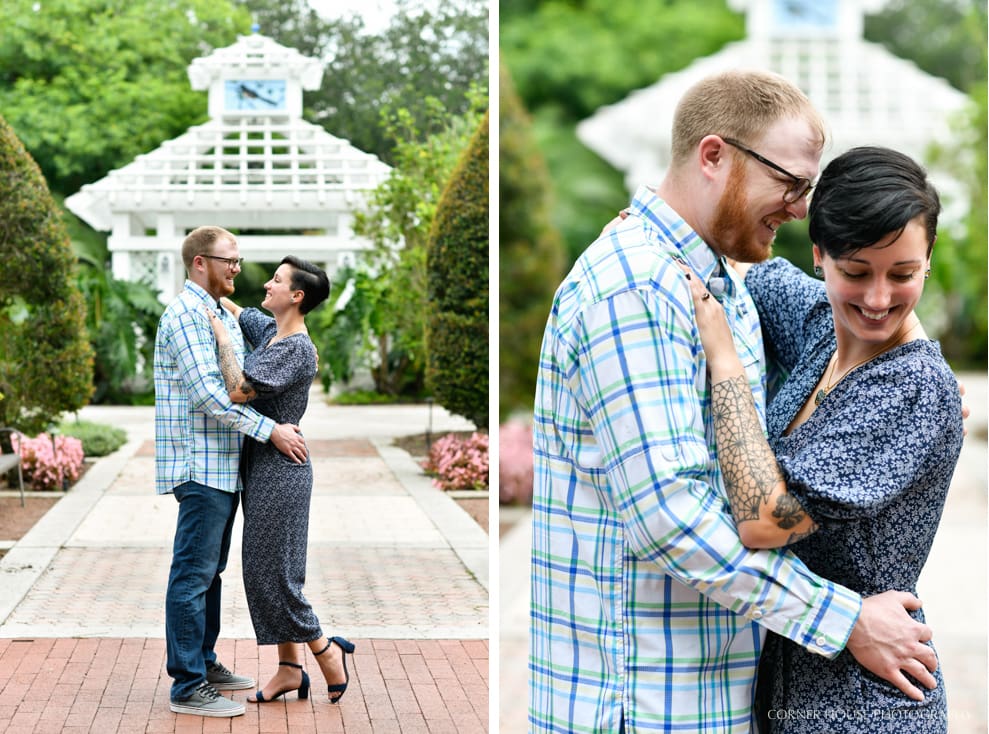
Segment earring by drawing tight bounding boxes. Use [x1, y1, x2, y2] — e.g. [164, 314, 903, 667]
[813, 265, 823, 278]
[924, 269, 931, 280]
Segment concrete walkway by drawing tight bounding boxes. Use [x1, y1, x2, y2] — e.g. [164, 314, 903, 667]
[499, 372, 989, 734]
[0, 390, 489, 732]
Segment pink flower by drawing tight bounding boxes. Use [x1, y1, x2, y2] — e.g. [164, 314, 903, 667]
[498, 421, 533, 505]
[9, 433, 85, 491]
[421, 432, 489, 491]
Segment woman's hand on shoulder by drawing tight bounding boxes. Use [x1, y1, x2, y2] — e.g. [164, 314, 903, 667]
[219, 297, 243, 319]
[202, 305, 228, 342]
[673, 259, 739, 378]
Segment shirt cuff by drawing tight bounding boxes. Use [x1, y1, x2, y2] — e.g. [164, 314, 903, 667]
[250, 415, 276, 442]
[782, 581, 862, 659]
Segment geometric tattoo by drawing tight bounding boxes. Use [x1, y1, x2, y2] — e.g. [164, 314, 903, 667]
[710, 375, 817, 543]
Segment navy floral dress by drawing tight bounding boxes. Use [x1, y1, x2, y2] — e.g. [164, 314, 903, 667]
[745, 259, 963, 734]
[238, 307, 322, 645]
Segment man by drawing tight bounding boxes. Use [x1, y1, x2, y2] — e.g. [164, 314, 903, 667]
[154, 226, 308, 718]
[529, 70, 937, 732]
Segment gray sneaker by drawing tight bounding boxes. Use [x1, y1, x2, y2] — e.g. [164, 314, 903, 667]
[170, 682, 245, 717]
[206, 660, 255, 690]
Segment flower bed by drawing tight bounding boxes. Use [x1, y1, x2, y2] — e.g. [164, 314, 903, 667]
[10, 432, 85, 491]
[421, 432, 489, 491]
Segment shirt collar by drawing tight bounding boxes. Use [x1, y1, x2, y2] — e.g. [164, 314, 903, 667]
[629, 185, 729, 292]
[184, 280, 223, 310]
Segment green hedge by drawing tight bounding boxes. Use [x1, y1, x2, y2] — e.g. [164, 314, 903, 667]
[59, 420, 128, 457]
[498, 63, 567, 420]
[425, 110, 489, 428]
[0, 114, 93, 438]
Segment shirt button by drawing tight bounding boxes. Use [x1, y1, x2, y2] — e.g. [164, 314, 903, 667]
[816, 636, 827, 646]
[750, 608, 763, 620]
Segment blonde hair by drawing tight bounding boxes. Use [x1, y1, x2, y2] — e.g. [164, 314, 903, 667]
[181, 226, 235, 270]
[670, 69, 826, 167]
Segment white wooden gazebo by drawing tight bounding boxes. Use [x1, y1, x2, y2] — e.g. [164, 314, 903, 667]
[66, 30, 390, 301]
[576, 0, 969, 215]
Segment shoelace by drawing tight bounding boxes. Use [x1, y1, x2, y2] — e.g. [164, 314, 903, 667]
[208, 661, 232, 676]
[195, 682, 221, 701]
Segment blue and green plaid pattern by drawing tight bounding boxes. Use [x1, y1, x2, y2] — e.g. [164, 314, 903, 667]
[529, 187, 862, 733]
[153, 280, 274, 495]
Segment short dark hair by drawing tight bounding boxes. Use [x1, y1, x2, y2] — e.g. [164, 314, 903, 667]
[809, 146, 940, 260]
[281, 255, 330, 314]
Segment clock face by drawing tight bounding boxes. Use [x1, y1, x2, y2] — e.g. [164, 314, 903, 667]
[773, 0, 838, 29]
[224, 79, 287, 111]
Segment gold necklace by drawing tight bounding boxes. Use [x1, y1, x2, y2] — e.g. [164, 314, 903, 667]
[814, 321, 920, 406]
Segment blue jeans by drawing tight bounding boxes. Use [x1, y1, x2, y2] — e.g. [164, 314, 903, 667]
[165, 481, 239, 701]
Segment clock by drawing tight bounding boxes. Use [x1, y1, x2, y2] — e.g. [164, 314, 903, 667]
[773, 0, 838, 29]
[223, 79, 287, 111]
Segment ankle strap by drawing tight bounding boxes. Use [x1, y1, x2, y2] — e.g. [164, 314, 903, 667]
[278, 661, 303, 669]
[313, 640, 331, 657]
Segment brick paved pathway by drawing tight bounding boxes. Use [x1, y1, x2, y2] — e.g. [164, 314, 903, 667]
[0, 399, 489, 733]
[0, 637, 487, 733]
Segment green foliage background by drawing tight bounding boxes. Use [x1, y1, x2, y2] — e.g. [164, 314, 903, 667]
[312, 92, 487, 398]
[501, 0, 988, 397]
[0, 0, 488, 405]
[426, 111, 490, 428]
[498, 63, 566, 421]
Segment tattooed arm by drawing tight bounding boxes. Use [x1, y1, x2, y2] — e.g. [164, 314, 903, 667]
[205, 307, 257, 403]
[677, 263, 818, 548]
[709, 375, 817, 547]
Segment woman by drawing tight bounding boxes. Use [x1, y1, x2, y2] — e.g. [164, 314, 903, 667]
[683, 147, 963, 732]
[205, 255, 355, 704]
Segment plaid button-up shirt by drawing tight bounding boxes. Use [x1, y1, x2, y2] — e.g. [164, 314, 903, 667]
[529, 187, 862, 733]
[153, 280, 274, 495]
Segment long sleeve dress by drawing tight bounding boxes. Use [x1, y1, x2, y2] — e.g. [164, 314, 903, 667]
[745, 258, 964, 733]
[238, 307, 322, 645]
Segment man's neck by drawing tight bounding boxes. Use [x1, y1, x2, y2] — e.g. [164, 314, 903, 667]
[655, 177, 725, 259]
[188, 275, 221, 302]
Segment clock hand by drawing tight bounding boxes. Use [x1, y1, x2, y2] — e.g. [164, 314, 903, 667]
[238, 84, 277, 106]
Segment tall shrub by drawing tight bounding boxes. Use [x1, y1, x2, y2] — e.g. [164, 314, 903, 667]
[0, 114, 94, 436]
[425, 111, 489, 428]
[499, 63, 566, 420]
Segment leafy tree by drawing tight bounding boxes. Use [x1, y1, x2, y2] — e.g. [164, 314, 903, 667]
[924, 82, 988, 367]
[502, 0, 988, 365]
[314, 0, 487, 166]
[241, 0, 488, 167]
[426, 111, 489, 428]
[312, 90, 487, 395]
[0, 0, 249, 197]
[864, 0, 987, 93]
[62, 207, 164, 403]
[237, 0, 337, 60]
[501, 0, 743, 123]
[0, 114, 94, 436]
[499, 64, 566, 420]
[500, 0, 745, 262]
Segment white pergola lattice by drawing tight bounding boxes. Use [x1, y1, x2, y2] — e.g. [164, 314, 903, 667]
[576, 0, 969, 217]
[66, 31, 391, 301]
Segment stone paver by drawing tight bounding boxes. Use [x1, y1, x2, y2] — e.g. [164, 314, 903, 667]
[0, 392, 489, 732]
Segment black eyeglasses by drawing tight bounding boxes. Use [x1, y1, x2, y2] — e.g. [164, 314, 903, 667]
[722, 137, 814, 203]
[201, 255, 244, 268]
